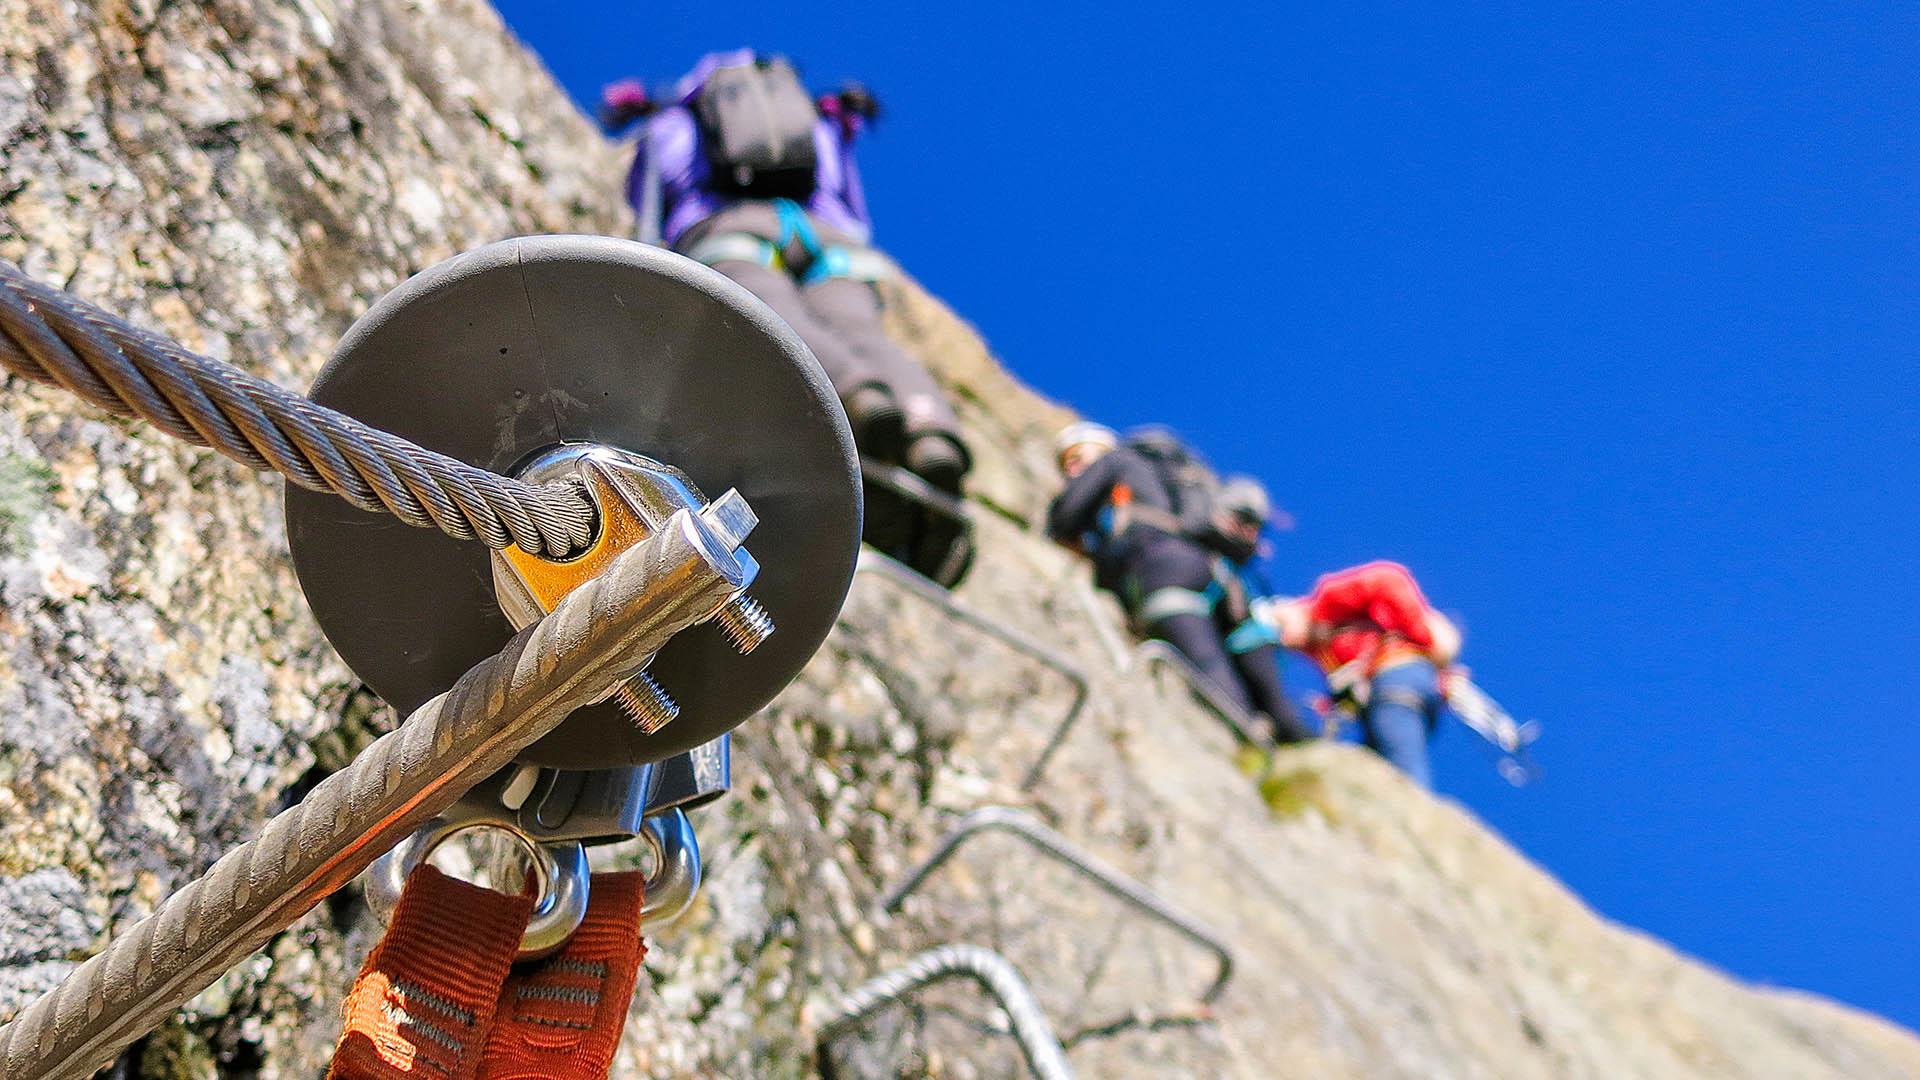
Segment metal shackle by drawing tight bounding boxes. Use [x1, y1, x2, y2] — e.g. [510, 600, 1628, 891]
[365, 807, 704, 959]
[364, 821, 591, 962]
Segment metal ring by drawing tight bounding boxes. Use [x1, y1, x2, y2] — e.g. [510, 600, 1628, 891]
[366, 820, 591, 961]
[638, 809, 701, 924]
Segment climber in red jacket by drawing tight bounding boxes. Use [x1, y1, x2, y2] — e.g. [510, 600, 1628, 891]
[1259, 561, 1461, 787]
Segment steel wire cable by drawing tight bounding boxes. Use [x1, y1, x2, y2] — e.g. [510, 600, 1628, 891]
[0, 261, 596, 557]
[0, 514, 746, 1079]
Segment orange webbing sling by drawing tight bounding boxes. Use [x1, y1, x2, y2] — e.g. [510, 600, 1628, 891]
[329, 867, 647, 1080]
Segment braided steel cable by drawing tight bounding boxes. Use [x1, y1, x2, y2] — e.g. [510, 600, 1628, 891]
[816, 944, 1076, 1080]
[0, 261, 596, 558]
[0, 510, 748, 1080]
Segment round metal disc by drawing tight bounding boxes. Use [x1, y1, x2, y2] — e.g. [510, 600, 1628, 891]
[285, 235, 861, 767]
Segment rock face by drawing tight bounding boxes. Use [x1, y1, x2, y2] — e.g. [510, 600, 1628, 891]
[1, 3, 1916, 1078]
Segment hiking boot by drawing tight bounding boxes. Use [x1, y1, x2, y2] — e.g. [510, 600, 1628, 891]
[905, 433, 968, 495]
[844, 385, 907, 463]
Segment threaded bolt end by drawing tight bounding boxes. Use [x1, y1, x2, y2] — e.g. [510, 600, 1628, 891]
[614, 673, 680, 734]
[714, 594, 775, 654]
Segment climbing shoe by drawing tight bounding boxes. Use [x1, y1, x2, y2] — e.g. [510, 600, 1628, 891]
[904, 433, 968, 495]
[844, 385, 907, 463]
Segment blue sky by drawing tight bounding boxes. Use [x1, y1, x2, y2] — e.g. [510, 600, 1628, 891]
[490, 1, 1920, 1029]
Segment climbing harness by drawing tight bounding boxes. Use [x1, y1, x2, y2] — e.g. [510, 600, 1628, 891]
[684, 230, 784, 269]
[1131, 556, 1254, 644]
[682, 199, 893, 285]
[0, 234, 862, 1078]
[800, 243, 893, 285]
[1136, 582, 1221, 625]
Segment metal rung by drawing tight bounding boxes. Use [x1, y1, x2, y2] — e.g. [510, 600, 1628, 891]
[850, 550, 1090, 791]
[1131, 640, 1262, 746]
[1060, 577, 1262, 746]
[879, 806, 1235, 1004]
[815, 944, 1075, 1080]
[860, 457, 975, 588]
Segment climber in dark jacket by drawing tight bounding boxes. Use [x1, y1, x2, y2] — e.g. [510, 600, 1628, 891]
[600, 50, 969, 494]
[1047, 423, 1307, 743]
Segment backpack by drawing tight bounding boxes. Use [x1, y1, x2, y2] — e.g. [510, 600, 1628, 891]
[694, 57, 820, 199]
[1125, 427, 1234, 553]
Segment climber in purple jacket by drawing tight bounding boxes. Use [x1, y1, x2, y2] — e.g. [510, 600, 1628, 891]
[601, 51, 970, 494]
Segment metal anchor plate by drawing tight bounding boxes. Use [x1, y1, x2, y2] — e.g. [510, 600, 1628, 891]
[284, 235, 862, 767]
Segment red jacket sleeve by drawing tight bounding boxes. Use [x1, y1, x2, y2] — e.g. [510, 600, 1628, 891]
[1307, 561, 1435, 648]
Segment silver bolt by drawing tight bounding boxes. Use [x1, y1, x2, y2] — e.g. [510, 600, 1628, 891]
[713, 594, 775, 654]
[614, 672, 680, 734]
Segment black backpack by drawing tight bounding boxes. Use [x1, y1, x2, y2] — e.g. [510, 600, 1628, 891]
[1125, 427, 1232, 553]
[694, 57, 820, 199]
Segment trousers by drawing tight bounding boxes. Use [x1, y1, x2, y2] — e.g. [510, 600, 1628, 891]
[677, 202, 961, 444]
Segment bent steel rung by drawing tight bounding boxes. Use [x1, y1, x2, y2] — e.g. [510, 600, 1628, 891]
[850, 550, 1090, 791]
[878, 806, 1235, 1004]
[1131, 640, 1260, 746]
[1060, 577, 1262, 746]
[858, 457, 976, 589]
[815, 943, 1075, 1080]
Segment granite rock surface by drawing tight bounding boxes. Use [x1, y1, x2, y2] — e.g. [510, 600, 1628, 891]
[3, 3, 1918, 1077]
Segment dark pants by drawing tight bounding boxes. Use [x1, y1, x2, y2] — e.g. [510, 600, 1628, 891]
[1124, 536, 1307, 742]
[677, 203, 961, 444]
[1154, 611, 1252, 714]
[1232, 643, 1312, 743]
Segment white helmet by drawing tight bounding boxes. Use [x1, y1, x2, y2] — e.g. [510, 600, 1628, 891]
[1054, 420, 1118, 461]
[1219, 474, 1273, 524]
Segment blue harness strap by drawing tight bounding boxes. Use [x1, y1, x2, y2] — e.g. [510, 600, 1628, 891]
[802, 246, 855, 283]
[774, 198, 822, 260]
[774, 198, 890, 284]
[1225, 617, 1280, 655]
